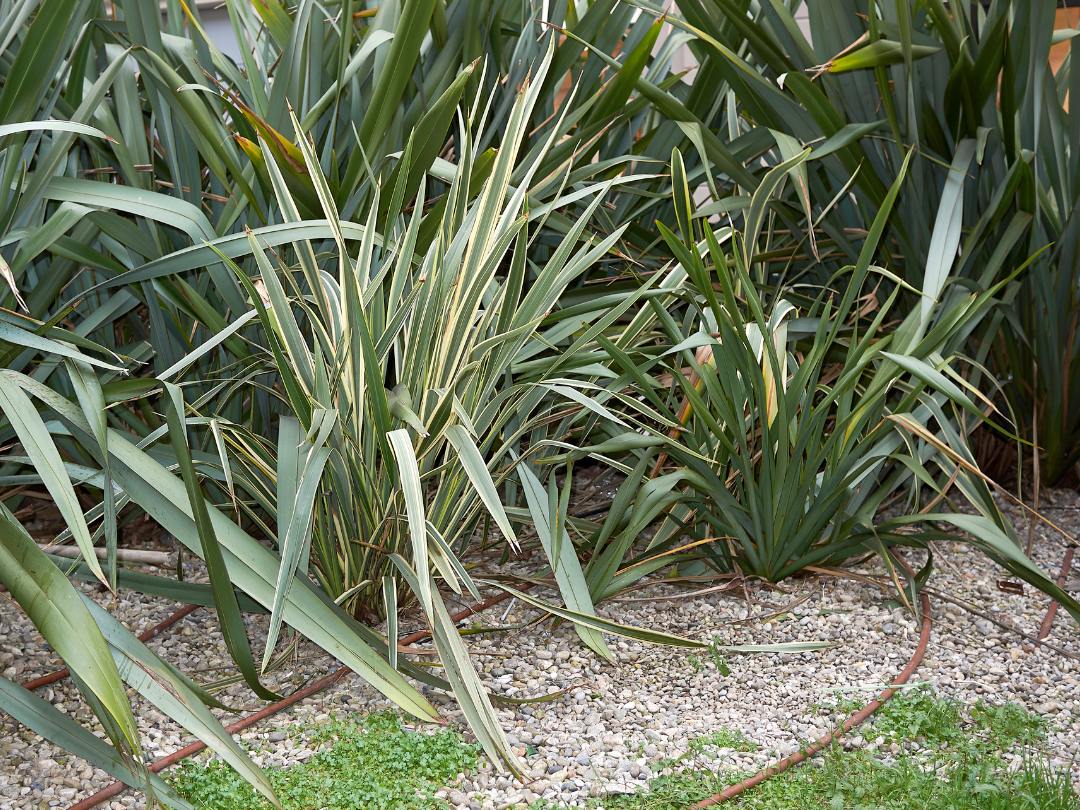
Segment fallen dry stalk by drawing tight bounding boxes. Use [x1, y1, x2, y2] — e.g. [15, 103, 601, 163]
[36, 544, 172, 567]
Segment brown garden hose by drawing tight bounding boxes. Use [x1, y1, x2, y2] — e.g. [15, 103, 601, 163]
[68, 588, 521, 810]
[21, 603, 201, 692]
[691, 584, 933, 808]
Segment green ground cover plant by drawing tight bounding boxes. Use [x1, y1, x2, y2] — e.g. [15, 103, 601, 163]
[170, 712, 479, 809]
[599, 689, 1079, 810]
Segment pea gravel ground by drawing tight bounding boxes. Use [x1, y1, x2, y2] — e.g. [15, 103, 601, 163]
[1, 491, 1078, 809]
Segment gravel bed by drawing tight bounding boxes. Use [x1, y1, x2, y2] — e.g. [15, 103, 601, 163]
[1, 491, 1078, 809]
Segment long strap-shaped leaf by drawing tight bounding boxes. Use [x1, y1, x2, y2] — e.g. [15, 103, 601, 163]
[262, 415, 334, 672]
[348, 0, 439, 177]
[445, 425, 519, 551]
[0, 509, 141, 757]
[914, 139, 975, 340]
[81, 596, 280, 806]
[0, 0, 85, 123]
[0, 373, 106, 583]
[162, 382, 280, 701]
[388, 429, 433, 616]
[66, 359, 118, 589]
[0, 120, 110, 140]
[0, 317, 125, 370]
[390, 555, 523, 776]
[515, 459, 612, 660]
[483, 582, 834, 654]
[93, 220, 386, 289]
[52, 554, 267, 613]
[41, 176, 215, 242]
[0, 676, 187, 809]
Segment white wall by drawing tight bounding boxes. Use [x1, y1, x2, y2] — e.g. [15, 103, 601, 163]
[199, 7, 241, 61]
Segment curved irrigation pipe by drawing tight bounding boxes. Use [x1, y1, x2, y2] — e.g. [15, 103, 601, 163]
[68, 588, 521, 810]
[691, 583, 933, 808]
[21, 603, 201, 692]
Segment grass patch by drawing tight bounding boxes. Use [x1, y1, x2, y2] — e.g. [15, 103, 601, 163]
[598, 769, 735, 809]
[837, 687, 966, 748]
[970, 701, 1048, 750]
[169, 712, 479, 809]
[595, 690, 1077, 810]
[838, 687, 1049, 756]
[653, 729, 760, 772]
[723, 747, 1077, 810]
[686, 730, 759, 756]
